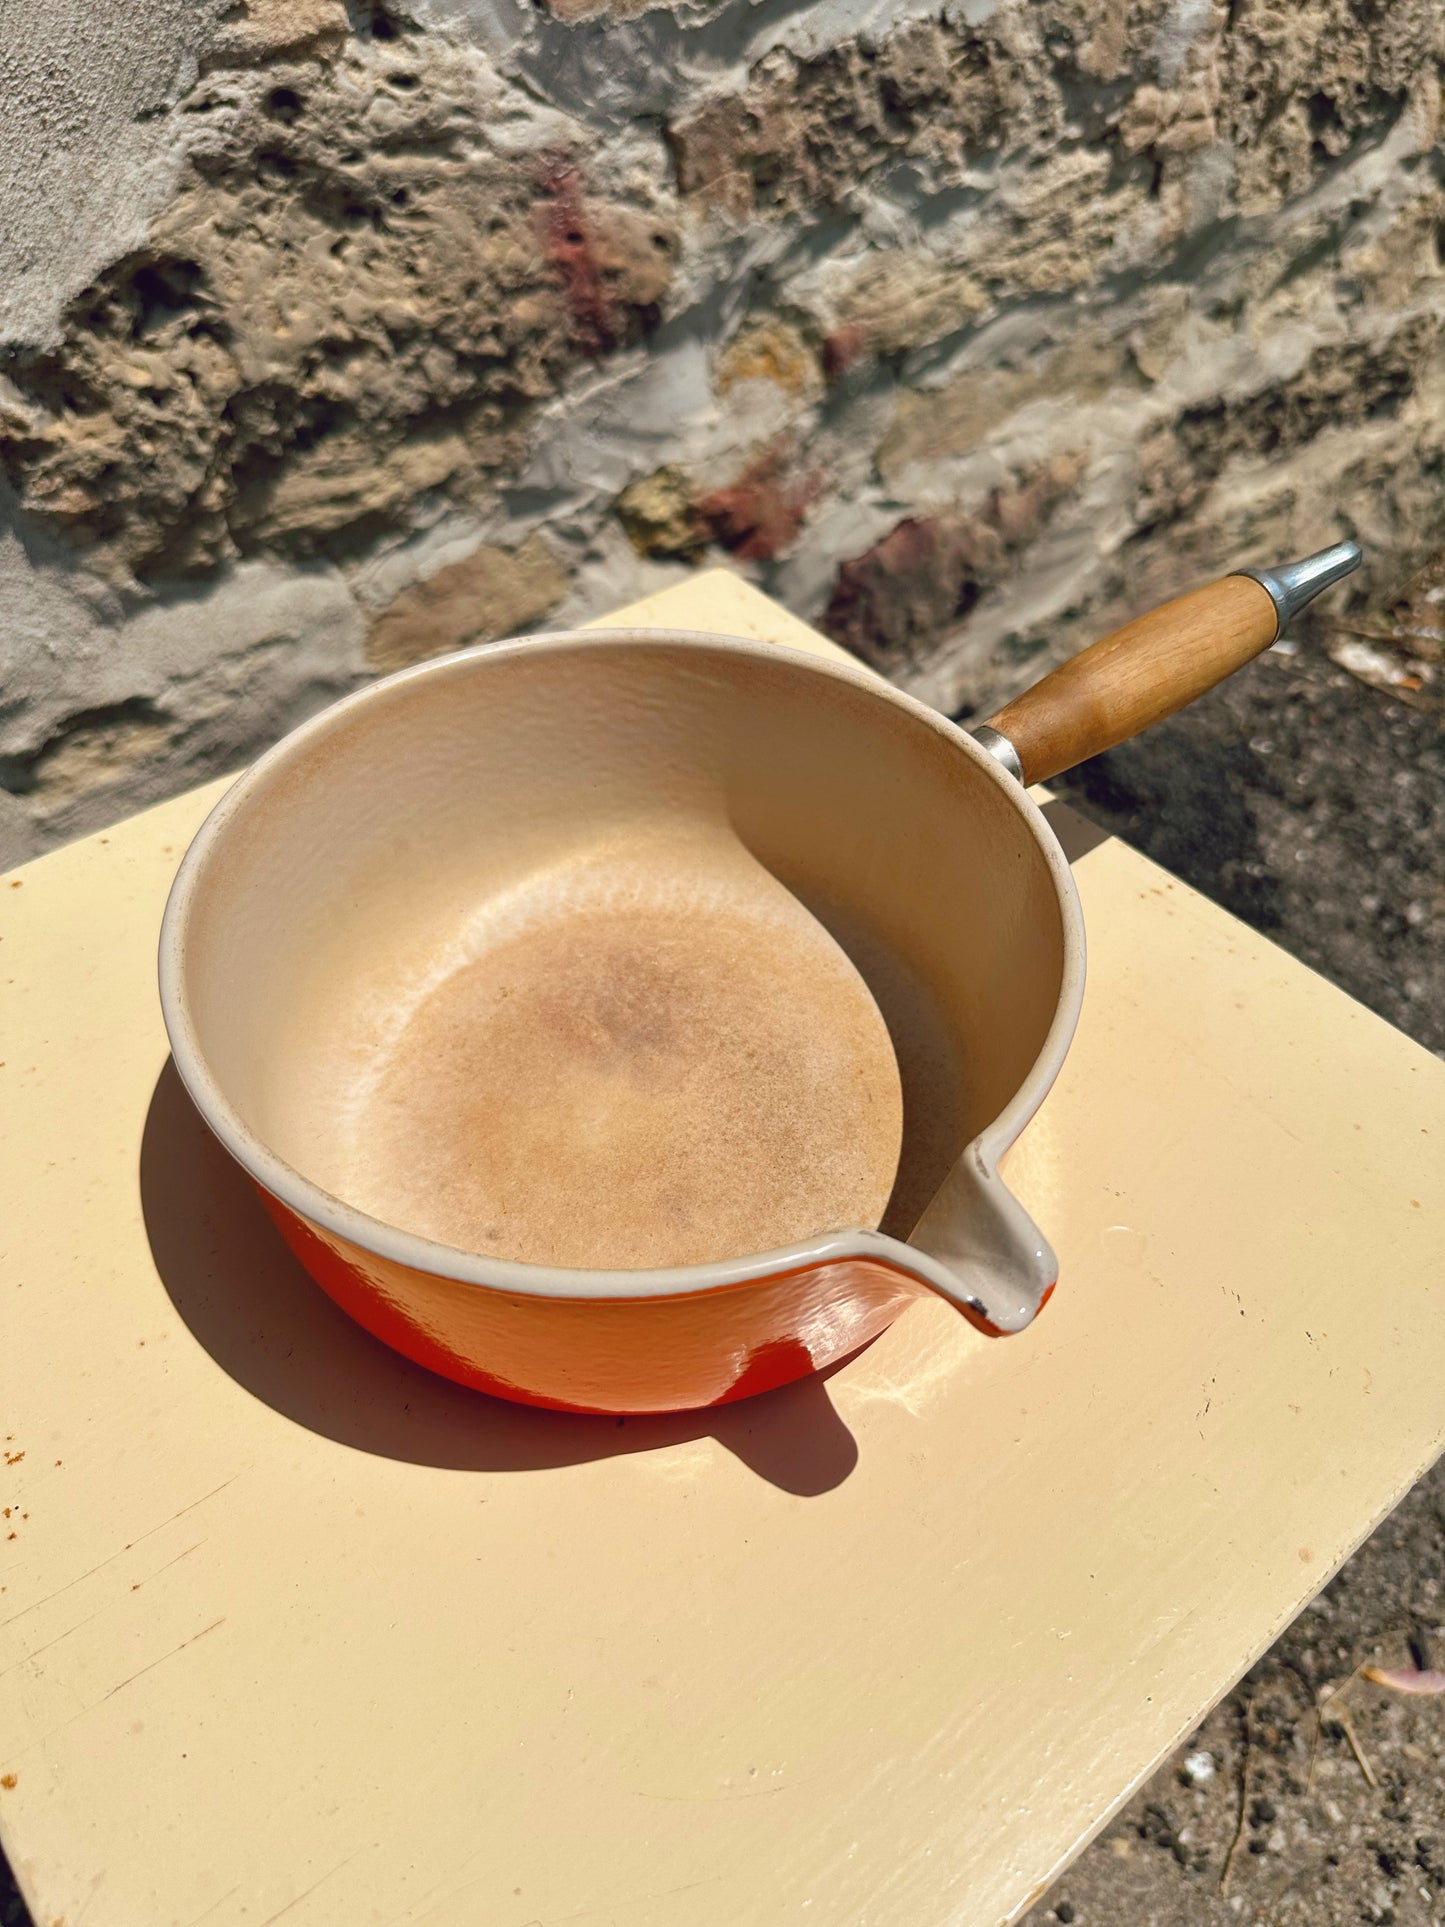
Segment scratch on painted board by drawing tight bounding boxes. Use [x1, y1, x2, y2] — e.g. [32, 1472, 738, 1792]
[4, 1616, 230, 1763]
[0, 1473, 243, 1631]
[0, 1546, 205, 1683]
[0, 1603, 118, 1683]
[130, 1539, 206, 1591]
[625, 1877, 724, 1911]
[179, 1886, 241, 1927]
[127, 1477, 246, 1545]
[101, 1617, 226, 1702]
[73, 1870, 107, 1927]
[259, 1851, 362, 1926]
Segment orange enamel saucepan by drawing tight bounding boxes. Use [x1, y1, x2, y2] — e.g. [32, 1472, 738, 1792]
[159, 543, 1359, 1412]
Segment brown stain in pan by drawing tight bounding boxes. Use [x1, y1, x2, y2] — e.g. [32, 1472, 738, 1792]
[345, 900, 903, 1270]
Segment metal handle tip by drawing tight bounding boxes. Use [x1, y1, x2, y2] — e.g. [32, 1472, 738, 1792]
[1234, 540, 1363, 635]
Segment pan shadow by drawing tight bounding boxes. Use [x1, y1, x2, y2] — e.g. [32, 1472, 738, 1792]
[1038, 795, 1111, 863]
[139, 1061, 860, 1496]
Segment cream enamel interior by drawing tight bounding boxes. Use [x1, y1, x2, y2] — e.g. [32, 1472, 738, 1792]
[161, 629, 1078, 1296]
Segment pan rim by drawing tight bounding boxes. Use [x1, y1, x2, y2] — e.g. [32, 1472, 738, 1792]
[158, 626, 1086, 1302]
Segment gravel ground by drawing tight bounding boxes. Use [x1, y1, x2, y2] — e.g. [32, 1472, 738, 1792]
[1022, 628, 1445, 1926]
[1020, 1455, 1445, 1927]
[1, 633, 1439, 1927]
[1051, 632, 1445, 1061]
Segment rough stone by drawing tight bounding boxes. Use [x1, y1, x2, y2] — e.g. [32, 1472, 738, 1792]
[209, 0, 349, 66]
[2, 0, 1444, 882]
[1216, 0, 1443, 214]
[833, 256, 991, 366]
[1072, 0, 1171, 84]
[668, 16, 1059, 220]
[0, 525, 365, 860]
[806, 149, 1157, 377]
[539, 0, 659, 22]
[9, 703, 174, 809]
[1137, 318, 1443, 531]
[616, 467, 707, 559]
[0, 28, 676, 585]
[716, 317, 817, 396]
[822, 454, 1085, 673]
[1116, 76, 1218, 155]
[364, 532, 569, 669]
[697, 442, 819, 562]
[0, 0, 221, 348]
[1342, 190, 1443, 311]
[879, 335, 1131, 483]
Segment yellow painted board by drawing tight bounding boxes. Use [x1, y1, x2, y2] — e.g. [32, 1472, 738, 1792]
[592, 568, 858, 659]
[1, 572, 1442, 1927]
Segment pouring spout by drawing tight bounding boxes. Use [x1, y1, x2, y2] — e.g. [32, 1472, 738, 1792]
[895, 1143, 1059, 1335]
[1233, 539, 1362, 638]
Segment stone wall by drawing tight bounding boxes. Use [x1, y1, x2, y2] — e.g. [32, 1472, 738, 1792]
[2, 0, 1441, 863]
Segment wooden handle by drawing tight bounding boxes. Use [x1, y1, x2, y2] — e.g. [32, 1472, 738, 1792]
[984, 574, 1279, 787]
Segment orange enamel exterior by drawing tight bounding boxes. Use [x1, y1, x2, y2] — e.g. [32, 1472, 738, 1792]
[260, 1188, 921, 1413]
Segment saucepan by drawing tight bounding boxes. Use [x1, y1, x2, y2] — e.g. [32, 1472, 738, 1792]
[159, 541, 1359, 1413]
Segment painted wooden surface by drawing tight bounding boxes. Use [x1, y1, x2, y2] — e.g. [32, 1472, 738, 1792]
[2, 571, 1442, 1927]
